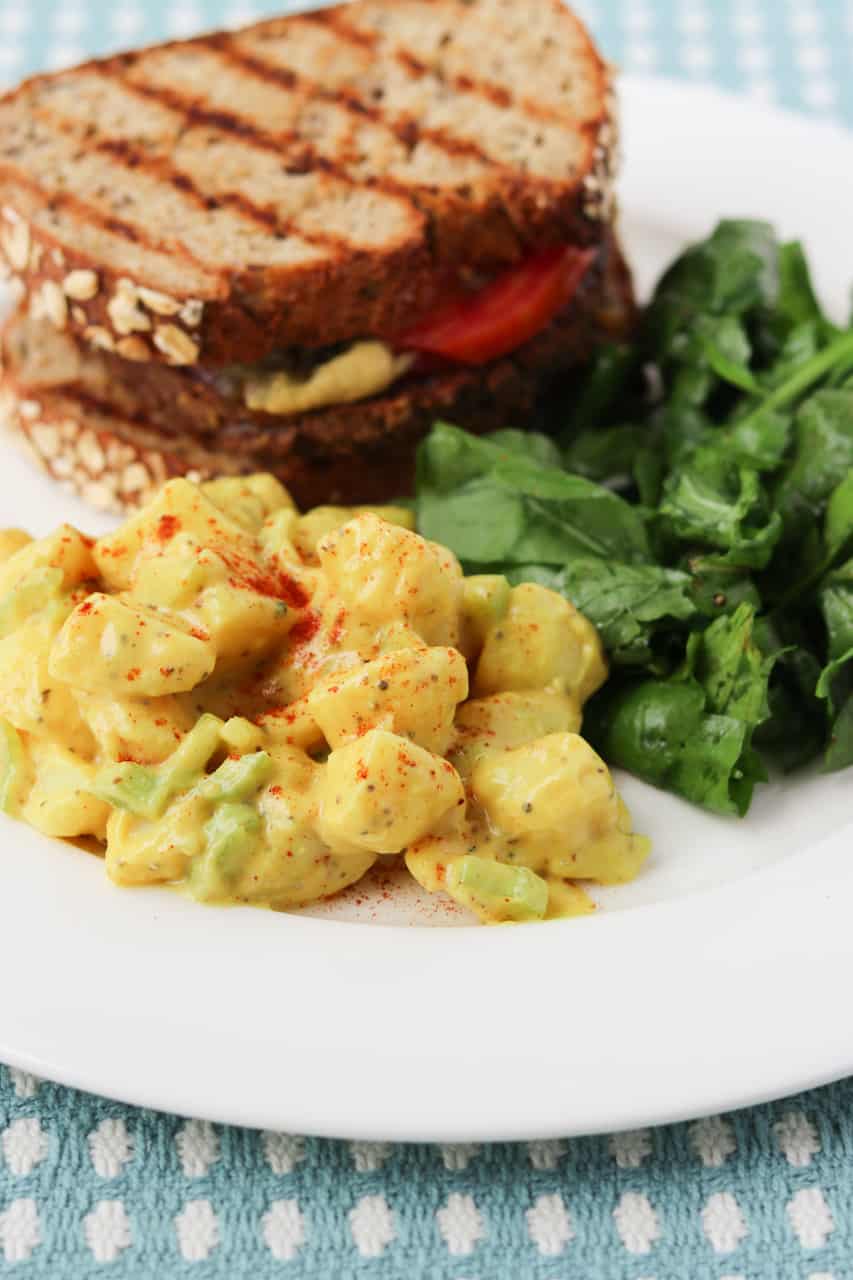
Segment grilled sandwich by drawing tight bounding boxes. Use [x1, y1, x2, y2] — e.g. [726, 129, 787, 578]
[0, 0, 633, 510]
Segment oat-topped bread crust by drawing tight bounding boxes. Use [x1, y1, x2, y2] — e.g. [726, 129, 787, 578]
[0, 0, 617, 368]
[1, 230, 635, 511]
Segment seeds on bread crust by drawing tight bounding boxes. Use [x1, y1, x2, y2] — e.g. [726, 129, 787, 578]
[31, 280, 68, 330]
[178, 299, 204, 329]
[63, 269, 99, 301]
[153, 324, 200, 365]
[115, 336, 152, 362]
[0, 218, 30, 272]
[137, 286, 182, 316]
[84, 325, 115, 352]
[107, 279, 152, 335]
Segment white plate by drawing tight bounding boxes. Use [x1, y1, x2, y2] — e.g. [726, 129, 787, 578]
[1, 77, 853, 1141]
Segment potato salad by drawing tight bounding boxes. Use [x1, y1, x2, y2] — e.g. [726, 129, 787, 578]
[0, 474, 649, 924]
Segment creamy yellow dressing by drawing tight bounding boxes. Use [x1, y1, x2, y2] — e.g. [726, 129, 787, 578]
[243, 341, 413, 414]
[0, 474, 650, 924]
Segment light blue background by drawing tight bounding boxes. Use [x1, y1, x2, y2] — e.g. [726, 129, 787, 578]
[2, 3, 852, 1277]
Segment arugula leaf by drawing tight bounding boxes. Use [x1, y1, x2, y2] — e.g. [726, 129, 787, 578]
[825, 694, 853, 771]
[683, 554, 762, 616]
[775, 241, 829, 335]
[824, 470, 853, 562]
[504, 559, 695, 665]
[560, 343, 641, 437]
[645, 220, 779, 357]
[417, 423, 650, 565]
[658, 447, 782, 567]
[562, 424, 648, 484]
[773, 391, 853, 542]
[585, 678, 761, 816]
[723, 409, 791, 471]
[755, 644, 826, 772]
[586, 604, 770, 815]
[488, 429, 562, 469]
[702, 331, 761, 394]
[821, 560, 853, 661]
[413, 222, 853, 814]
[417, 482, 524, 562]
[691, 604, 773, 727]
[813, 561, 853, 770]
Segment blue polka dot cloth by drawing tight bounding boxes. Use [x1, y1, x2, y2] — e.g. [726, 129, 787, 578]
[2, 2, 853, 1277]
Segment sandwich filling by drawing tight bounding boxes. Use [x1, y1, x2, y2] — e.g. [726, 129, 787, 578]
[235, 243, 597, 417]
[243, 342, 414, 415]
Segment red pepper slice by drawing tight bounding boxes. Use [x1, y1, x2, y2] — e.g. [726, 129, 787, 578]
[398, 245, 596, 366]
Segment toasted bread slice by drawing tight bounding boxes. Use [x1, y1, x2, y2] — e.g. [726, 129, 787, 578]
[0, 0, 617, 368]
[1, 230, 634, 510]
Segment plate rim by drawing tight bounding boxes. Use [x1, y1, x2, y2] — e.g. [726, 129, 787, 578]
[2, 75, 853, 1141]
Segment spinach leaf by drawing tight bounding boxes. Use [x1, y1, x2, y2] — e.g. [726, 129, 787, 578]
[504, 559, 695, 665]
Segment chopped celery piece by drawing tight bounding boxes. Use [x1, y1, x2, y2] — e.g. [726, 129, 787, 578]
[191, 802, 262, 899]
[93, 713, 224, 818]
[93, 761, 164, 819]
[445, 855, 548, 923]
[196, 751, 273, 802]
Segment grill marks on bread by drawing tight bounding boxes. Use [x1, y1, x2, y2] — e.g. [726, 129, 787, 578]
[0, 0, 615, 365]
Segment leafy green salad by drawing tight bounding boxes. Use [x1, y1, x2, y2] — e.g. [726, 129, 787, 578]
[414, 220, 853, 816]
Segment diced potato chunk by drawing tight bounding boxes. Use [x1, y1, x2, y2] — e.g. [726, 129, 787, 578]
[294, 505, 414, 562]
[451, 690, 582, 775]
[472, 733, 649, 882]
[457, 574, 510, 660]
[317, 514, 462, 647]
[106, 796, 206, 886]
[0, 615, 95, 755]
[49, 594, 216, 696]
[74, 692, 195, 765]
[316, 728, 464, 854]
[308, 646, 468, 754]
[93, 479, 258, 589]
[0, 525, 96, 596]
[474, 582, 607, 703]
[201, 474, 295, 531]
[20, 739, 110, 838]
[0, 529, 32, 565]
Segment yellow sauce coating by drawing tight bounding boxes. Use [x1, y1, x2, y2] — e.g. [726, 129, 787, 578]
[0, 475, 649, 923]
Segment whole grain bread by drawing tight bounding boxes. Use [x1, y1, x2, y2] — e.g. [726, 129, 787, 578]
[0, 0, 618, 368]
[1, 230, 634, 511]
